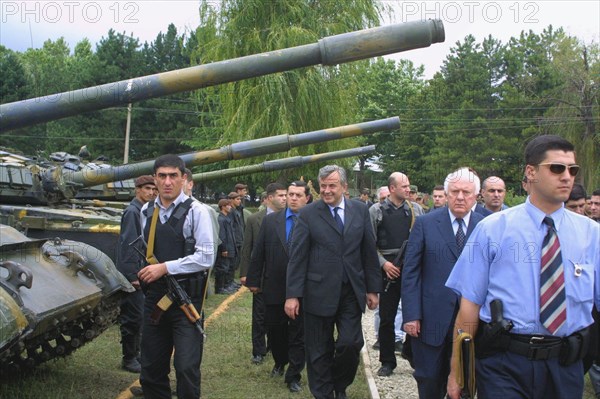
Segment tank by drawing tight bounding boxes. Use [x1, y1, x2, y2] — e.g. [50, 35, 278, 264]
[0, 18, 445, 372]
[0, 224, 133, 373]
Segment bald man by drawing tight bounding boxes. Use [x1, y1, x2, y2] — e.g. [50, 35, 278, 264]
[482, 176, 508, 213]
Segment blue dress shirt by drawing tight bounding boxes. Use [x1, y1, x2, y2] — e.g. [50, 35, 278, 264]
[446, 197, 600, 336]
[286, 207, 298, 241]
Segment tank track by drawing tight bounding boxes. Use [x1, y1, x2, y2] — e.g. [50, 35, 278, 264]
[0, 295, 122, 375]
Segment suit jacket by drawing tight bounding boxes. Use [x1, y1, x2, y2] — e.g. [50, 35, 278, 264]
[286, 199, 381, 317]
[246, 209, 289, 305]
[474, 204, 492, 217]
[239, 208, 267, 278]
[402, 207, 483, 347]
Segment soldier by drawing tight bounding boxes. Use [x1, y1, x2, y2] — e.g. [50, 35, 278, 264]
[137, 155, 215, 399]
[116, 175, 156, 373]
[215, 199, 237, 294]
[370, 172, 424, 377]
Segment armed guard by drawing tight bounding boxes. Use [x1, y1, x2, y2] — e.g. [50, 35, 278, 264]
[369, 172, 423, 377]
[137, 155, 215, 399]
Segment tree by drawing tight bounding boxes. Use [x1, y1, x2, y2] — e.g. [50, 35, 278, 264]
[188, 0, 384, 187]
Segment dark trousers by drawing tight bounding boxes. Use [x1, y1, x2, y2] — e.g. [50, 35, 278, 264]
[252, 292, 268, 357]
[378, 273, 402, 368]
[304, 283, 364, 399]
[140, 289, 204, 399]
[411, 327, 453, 399]
[477, 351, 584, 399]
[119, 288, 144, 360]
[266, 303, 305, 384]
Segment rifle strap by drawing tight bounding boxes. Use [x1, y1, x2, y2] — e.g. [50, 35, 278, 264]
[146, 205, 160, 265]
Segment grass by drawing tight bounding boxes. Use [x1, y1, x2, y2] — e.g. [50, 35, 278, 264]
[5, 285, 593, 398]
[0, 286, 370, 399]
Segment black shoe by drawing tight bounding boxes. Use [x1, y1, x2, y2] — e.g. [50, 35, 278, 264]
[371, 339, 380, 350]
[377, 364, 394, 377]
[270, 364, 285, 377]
[122, 358, 141, 373]
[129, 386, 144, 397]
[287, 381, 302, 393]
[334, 390, 347, 399]
[251, 355, 264, 364]
[394, 340, 404, 353]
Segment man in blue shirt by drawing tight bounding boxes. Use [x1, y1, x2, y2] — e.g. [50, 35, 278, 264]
[446, 135, 600, 399]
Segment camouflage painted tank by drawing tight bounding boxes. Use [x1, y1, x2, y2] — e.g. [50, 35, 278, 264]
[0, 18, 444, 372]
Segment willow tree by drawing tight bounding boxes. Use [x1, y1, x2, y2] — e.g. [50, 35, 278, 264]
[542, 38, 599, 189]
[189, 0, 384, 186]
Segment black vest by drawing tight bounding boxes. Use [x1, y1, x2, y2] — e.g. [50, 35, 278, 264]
[376, 201, 411, 250]
[143, 198, 194, 291]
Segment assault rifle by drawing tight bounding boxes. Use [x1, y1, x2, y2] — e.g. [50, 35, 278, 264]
[384, 240, 408, 292]
[130, 236, 205, 336]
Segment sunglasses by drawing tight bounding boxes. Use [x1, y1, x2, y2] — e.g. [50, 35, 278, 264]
[537, 162, 580, 176]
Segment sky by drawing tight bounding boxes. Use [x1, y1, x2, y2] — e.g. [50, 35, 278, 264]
[0, 1, 599, 78]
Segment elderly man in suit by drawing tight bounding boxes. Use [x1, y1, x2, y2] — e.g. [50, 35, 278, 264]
[247, 181, 310, 393]
[285, 165, 381, 399]
[402, 167, 484, 399]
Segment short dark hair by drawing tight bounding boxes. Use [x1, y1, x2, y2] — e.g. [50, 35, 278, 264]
[433, 185, 444, 192]
[218, 199, 231, 209]
[154, 154, 185, 175]
[289, 180, 310, 196]
[567, 183, 587, 201]
[235, 183, 247, 191]
[524, 135, 575, 166]
[184, 168, 193, 182]
[266, 182, 286, 196]
[593, 189, 600, 197]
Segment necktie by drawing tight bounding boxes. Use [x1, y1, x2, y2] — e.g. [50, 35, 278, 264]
[287, 214, 297, 244]
[455, 218, 465, 254]
[540, 217, 566, 334]
[334, 207, 344, 234]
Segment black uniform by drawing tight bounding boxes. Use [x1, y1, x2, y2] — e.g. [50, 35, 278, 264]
[372, 199, 413, 371]
[116, 197, 145, 366]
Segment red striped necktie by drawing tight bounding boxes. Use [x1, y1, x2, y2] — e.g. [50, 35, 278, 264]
[539, 216, 566, 335]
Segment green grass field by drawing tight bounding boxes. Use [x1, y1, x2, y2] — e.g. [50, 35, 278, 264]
[0, 288, 370, 399]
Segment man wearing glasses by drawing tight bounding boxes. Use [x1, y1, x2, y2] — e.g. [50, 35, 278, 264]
[446, 135, 600, 399]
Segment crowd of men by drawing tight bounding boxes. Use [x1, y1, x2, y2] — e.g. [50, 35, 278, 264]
[115, 134, 599, 399]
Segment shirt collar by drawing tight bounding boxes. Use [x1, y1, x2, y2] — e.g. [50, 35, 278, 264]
[285, 207, 298, 218]
[327, 198, 345, 213]
[448, 208, 471, 227]
[525, 196, 565, 231]
[155, 190, 187, 211]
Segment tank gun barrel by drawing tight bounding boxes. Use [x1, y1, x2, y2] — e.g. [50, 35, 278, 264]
[59, 117, 398, 193]
[193, 145, 376, 182]
[0, 20, 444, 131]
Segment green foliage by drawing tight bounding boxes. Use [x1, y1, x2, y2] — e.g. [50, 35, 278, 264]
[188, 0, 383, 187]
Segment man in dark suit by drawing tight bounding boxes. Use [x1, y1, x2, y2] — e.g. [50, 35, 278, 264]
[402, 167, 484, 399]
[239, 182, 287, 364]
[247, 181, 310, 393]
[285, 165, 381, 399]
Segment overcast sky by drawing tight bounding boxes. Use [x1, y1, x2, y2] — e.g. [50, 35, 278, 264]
[1, 1, 599, 78]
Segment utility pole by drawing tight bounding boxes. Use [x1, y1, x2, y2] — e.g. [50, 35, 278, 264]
[124, 103, 132, 164]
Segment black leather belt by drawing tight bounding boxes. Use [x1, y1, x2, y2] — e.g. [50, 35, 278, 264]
[506, 334, 563, 360]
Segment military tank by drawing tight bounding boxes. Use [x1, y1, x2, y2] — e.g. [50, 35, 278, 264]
[0, 19, 445, 373]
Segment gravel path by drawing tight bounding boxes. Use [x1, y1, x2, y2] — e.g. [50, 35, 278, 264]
[362, 308, 419, 399]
